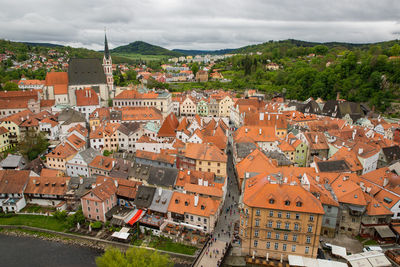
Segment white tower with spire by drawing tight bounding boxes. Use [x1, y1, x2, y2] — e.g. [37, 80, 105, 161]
[103, 29, 114, 97]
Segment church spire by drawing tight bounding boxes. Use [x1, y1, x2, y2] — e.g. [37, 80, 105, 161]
[104, 28, 110, 60]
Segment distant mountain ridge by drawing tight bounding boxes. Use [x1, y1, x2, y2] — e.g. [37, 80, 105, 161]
[111, 41, 183, 57]
[172, 48, 236, 56]
[22, 42, 64, 48]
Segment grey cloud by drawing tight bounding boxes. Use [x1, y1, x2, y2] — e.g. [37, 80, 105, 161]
[0, 0, 399, 50]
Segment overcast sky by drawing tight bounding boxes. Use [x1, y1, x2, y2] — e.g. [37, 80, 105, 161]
[0, 0, 399, 50]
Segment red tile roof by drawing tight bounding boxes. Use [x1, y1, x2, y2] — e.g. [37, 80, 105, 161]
[75, 88, 99, 106]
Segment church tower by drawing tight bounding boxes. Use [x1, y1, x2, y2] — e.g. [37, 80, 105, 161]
[103, 31, 114, 96]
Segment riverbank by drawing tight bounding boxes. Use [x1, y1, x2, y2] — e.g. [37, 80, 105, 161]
[0, 224, 195, 265]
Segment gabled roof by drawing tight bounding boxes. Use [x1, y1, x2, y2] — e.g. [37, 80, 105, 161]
[184, 143, 227, 162]
[168, 191, 221, 217]
[158, 113, 179, 137]
[364, 193, 393, 216]
[135, 150, 175, 165]
[236, 149, 276, 179]
[68, 58, 106, 85]
[134, 185, 156, 208]
[45, 71, 68, 86]
[83, 179, 117, 201]
[330, 175, 367, 206]
[89, 155, 115, 171]
[75, 88, 99, 106]
[25, 176, 70, 196]
[243, 173, 324, 214]
[148, 166, 178, 187]
[46, 142, 77, 159]
[0, 170, 30, 194]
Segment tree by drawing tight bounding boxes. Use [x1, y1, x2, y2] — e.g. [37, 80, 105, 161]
[3, 82, 19, 91]
[191, 63, 199, 77]
[96, 247, 173, 267]
[18, 129, 49, 160]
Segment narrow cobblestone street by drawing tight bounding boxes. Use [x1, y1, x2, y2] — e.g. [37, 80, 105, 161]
[195, 142, 240, 267]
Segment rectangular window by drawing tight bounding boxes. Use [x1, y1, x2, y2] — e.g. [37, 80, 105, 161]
[255, 230, 259, 237]
[294, 223, 299, 230]
[269, 211, 273, 217]
[292, 245, 296, 252]
[284, 234, 288, 241]
[267, 232, 271, 238]
[308, 225, 313, 233]
[285, 222, 290, 230]
[296, 213, 300, 220]
[306, 236, 311, 244]
[275, 233, 280, 240]
[255, 219, 260, 227]
[283, 244, 287, 251]
[276, 222, 281, 229]
[256, 209, 260, 216]
[274, 243, 279, 250]
[309, 215, 314, 221]
[286, 212, 291, 219]
[254, 240, 258, 247]
[268, 221, 273, 228]
[266, 242, 270, 249]
[293, 234, 297, 242]
[305, 246, 309, 254]
[278, 212, 282, 218]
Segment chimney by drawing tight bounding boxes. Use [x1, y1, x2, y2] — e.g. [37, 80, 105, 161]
[80, 178, 83, 184]
[315, 135, 318, 143]
[194, 194, 199, 207]
[158, 187, 162, 196]
[259, 128, 262, 135]
[112, 160, 115, 168]
[114, 179, 118, 188]
[188, 170, 191, 175]
[89, 89, 91, 98]
[85, 89, 88, 97]
[245, 128, 248, 133]
[198, 178, 203, 186]
[358, 148, 363, 155]
[316, 175, 320, 182]
[204, 180, 208, 186]
[268, 114, 270, 120]
[352, 130, 356, 140]
[383, 178, 389, 187]
[259, 113, 264, 121]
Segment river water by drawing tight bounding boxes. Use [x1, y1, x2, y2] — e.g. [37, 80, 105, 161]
[0, 234, 101, 267]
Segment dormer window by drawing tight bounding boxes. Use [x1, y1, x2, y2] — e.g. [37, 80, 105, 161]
[185, 201, 189, 206]
[296, 201, 302, 207]
[285, 200, 290, 206]
[269, 199, 275, 204]
[201, 205, 205, 210]
[175, 199, 179, 204]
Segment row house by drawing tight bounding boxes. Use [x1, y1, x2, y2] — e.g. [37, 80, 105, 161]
[57, 109, 86, 140]
[45, 142, 78, 172]
[73, 88, 101, 120]
[81, 179, 117, 222]
[0, 170, 30, 212]
[117, 122, 142, 153]
[239, 174, 324, 261]
[18, 79, 45, 90]
[39, 117, 60, 140]
[0, 110, 33, 145]
[0, 127, 10, 152]
[66, 148, 101, 177]
[113, 89, 172, 117]
[168, 192, 221, 233]
[89, 107, 122, 128]
[178, 142, 227, 178]
[135, 135, 174, 154]
[135, 150, 176, 168]
[234, 126, 280, 152]
[90, 122, 120, 152]
[88, 155, 116, 177]
[121, 107, 163, 124]
[24, 176, 70, 208]
[180, 96, 197, 117]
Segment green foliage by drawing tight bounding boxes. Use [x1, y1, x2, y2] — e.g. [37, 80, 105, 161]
[103, 150, 111, 157]
[90, 221, 102, 230]
[17, 129, 49, 160]
[66, 209, 86, 228]
[111, 41, 183, 57]
[53, 210, 68, 221]
[2, 82, 19, 91]
[96, 247, 173, 267]
[191, 63, 199, 77]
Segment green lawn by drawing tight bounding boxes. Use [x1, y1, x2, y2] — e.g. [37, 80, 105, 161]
[113, 53, 170, 61]
[0, 214, 68, 232]
[148, 236, 197, 255]
[364, 239, 378, 246]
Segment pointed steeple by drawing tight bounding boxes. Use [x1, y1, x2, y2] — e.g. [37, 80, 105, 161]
[104, 30, 110, 60]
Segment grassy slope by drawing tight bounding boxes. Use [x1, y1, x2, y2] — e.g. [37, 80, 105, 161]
[0, 215, 68, 232]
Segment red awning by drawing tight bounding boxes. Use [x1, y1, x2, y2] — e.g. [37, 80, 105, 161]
[128, 209, 143, 225]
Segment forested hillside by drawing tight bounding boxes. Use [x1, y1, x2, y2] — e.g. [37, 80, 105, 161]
[214, 40, 400, 114]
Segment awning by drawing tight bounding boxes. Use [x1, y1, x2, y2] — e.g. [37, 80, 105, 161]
[127, 209, 144, 225]
[331, 244, 347, 257]
[111, 232, 130, 240]
[179, 222, 203, 230]
[288, 255, 347, 267]
[374, 225, 396, 238]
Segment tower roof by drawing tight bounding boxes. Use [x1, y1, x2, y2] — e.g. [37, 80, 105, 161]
[104, 33, 110, 59]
